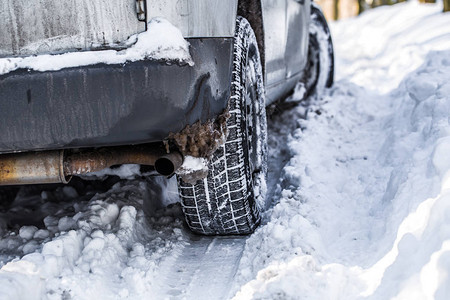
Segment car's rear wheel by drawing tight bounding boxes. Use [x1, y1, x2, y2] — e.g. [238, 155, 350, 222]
[177, 17, 267, 235]
[299, 3, 335, 98]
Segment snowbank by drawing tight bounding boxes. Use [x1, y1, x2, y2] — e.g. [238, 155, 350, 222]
[0, 18, 193, 76]
[0, 180, 184, 299]
[334, 1, 450, 94]
[233, 2, 450, 299]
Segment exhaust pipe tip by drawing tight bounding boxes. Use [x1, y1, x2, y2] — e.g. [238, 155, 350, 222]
[154, 152, 183, 176]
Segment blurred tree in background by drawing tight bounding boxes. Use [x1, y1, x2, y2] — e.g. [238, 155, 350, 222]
[316, 0, 448, 20]
[444, 0, 450, 12]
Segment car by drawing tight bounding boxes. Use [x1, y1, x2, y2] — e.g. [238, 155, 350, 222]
[0, 0, 334, 235]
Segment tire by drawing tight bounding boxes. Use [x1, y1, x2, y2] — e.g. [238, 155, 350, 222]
[177, 17, 267, 235]
[299, 3, 335, 98]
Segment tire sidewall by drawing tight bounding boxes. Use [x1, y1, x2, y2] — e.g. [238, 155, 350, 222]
[234, 17, 268, 214]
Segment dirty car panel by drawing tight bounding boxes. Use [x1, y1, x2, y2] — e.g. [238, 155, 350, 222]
[0, 38, 233, 153]
[0, 0, 146, 57]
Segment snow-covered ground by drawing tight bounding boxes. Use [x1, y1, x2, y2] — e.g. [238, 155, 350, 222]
[0, 1, 450, 299]
[233, 2, 450, 299]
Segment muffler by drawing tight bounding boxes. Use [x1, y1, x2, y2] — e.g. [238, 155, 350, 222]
[0, 144, 183, 186]
[0, 151, 68, 185]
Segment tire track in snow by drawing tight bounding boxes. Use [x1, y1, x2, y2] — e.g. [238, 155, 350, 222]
[158, 235, 247, 299]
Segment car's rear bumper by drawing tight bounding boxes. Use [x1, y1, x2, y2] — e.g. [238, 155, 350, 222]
[0, 38, 233, 154]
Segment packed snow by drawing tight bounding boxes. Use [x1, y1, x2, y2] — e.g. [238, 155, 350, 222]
[0, 18, 193, 76]
[0, 1, 449, 299]
[175, 156, 209, 176]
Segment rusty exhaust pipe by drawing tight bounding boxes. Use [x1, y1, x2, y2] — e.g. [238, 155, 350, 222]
[0, 144, 183, 186]
[0, 150, 68, 185]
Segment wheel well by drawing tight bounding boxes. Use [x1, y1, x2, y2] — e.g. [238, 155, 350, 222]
[238, 0, 265, 77]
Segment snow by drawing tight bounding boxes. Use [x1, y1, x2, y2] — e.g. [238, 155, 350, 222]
[81, 164, 142, 180]
[0, 179, 185, 299]
[334, 1, 450, 94]
[0, 1, 450, 299]
[233, 1, 450, 299]
[0, 18, 193, 76]
[175, 156, 210, 184]
[177, 156, 209, 174]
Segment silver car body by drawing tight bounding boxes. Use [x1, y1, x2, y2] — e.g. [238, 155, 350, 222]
[0, 0, 146, 56]
[0, 0, 310, 104]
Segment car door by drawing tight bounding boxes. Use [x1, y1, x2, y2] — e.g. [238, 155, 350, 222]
[261, 0, 288, 89]
[285, 0, 310, 78]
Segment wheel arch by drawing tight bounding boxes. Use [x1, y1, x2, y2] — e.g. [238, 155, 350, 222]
[237, 0, 266, 79]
